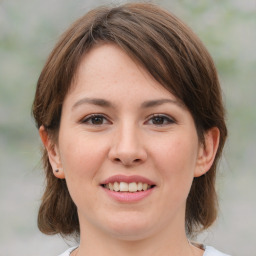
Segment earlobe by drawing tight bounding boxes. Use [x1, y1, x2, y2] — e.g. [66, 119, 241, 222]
[194, 127, 220, 177]
[39, 126, 65, 179]
[53, 168, 65, 179]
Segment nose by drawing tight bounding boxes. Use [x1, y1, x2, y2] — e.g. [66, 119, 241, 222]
[108, 122, 147, 166]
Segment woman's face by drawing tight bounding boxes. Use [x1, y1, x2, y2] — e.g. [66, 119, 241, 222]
[47, 44, 214, 240]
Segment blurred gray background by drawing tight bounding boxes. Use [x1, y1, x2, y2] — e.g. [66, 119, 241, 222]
[0, 0, 255, 255]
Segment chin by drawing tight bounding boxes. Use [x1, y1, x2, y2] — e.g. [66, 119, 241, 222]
[102, 213, 155, 241]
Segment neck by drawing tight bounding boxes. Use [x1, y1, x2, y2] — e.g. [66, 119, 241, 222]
[76, 217, 202, 256]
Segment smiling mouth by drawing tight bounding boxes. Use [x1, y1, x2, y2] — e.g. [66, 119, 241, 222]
[101, 182, 155, 192]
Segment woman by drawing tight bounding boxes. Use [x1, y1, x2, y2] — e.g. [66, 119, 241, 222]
[32, 3, 230, 256]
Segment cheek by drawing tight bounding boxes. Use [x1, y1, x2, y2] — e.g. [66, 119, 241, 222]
[57, 132, 109, 208]
[155, 136, 197, 168]
[150, 134, 199, 189]
[58, 131, 108, 181]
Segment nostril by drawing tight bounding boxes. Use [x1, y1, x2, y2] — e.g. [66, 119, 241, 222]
[113, 157, 141, 166]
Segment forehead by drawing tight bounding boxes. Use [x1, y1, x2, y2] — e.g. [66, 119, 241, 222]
[68, 43, 182, 104]
[74, 43, 153, 88]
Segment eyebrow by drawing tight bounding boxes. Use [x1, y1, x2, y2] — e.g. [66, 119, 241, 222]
[141, 99, 185, 108]
[72, 98, 115, 110]
[72, 97, 184, 110]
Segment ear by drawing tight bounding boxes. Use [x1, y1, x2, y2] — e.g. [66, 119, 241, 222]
[194, 127, 220, 177]
[39, 126, 65, 179]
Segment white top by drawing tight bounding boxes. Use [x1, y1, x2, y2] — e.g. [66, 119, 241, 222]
[58, 246, 231, 256]
[203, 246, 231, 256]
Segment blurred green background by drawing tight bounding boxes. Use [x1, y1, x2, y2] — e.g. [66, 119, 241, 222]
[0, 0, 255, 255]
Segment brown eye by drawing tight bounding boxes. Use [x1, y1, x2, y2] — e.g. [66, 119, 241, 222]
[152, 116, 165, 125]
[91, 116, 104, 124]
[147, 115, 175, 126]
[82, 114, 109, 125]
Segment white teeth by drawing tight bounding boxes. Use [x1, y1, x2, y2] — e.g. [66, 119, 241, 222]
[128, 182, 137, 192]
[137, 182, 143, 191]
[120, 182, 129, 192]
[113, 182, 120, 192]
[109, 183, 114, 191]
[104, 182, 152, 192]
[142, 183, 148, 191]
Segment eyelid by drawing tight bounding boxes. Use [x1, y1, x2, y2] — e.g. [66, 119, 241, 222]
[80, 114, 112, 125]
[79, 113, 175, 126]
[145, 114, 176, 125]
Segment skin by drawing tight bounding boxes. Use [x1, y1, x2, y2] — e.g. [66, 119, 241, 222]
[40, 44, 220, 256]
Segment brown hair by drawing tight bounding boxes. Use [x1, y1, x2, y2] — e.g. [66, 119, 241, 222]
[32, 3, 227, 237]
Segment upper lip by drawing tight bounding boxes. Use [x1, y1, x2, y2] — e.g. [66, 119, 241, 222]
[101, 175, 155, 185]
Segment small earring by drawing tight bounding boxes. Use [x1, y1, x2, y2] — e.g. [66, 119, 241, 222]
[53, 168, 65, 179]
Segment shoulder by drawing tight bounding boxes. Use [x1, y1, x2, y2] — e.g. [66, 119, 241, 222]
[204, 246, 231, 256]
[58, 247, 77, 256]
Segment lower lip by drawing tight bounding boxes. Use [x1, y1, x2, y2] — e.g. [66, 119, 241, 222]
[102, 187, 155, 202]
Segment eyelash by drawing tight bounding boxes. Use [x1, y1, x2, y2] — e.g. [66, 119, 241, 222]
[145, 114, 175, 126]
[81, 114, 175, 127]
[81, 114, 110, 125]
